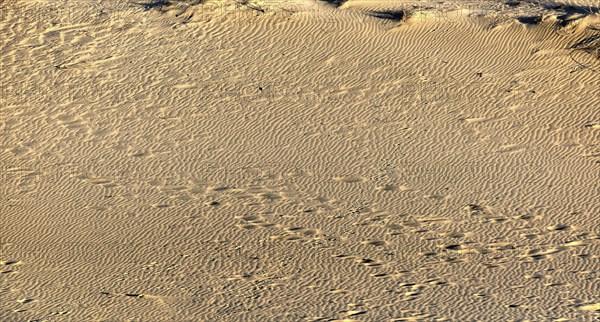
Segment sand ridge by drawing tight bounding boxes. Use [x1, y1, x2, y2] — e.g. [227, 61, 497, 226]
[1, 0, 599, 320]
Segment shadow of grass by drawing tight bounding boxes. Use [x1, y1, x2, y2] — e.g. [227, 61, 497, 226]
[368, 10, 410, 22]
[320, 0, 347, 8]
[571, 27, 600, 59]
[133, 0, 204, 12]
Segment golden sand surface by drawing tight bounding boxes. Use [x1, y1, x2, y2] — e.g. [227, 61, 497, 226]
[1, 0, 599, 320]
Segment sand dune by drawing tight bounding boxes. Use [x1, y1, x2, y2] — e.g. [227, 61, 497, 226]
[1, 0, 599, 320]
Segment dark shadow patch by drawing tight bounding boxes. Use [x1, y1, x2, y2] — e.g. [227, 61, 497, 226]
[134, 0, 171, 11]
[444, 244, 462, 251]
[547, 5, 600, 27]
[368, 10, 409, 22]
[1, 260, 18, 265]
[571, 30, 600, 59]
[133, 0, 204, 12]
[320, 0, 347, 8]
[517, 16, 541, 24]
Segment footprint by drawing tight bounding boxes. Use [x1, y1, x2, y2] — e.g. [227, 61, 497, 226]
[0, 259, 21, 275]
[50, 310, 70, 315]
[546, 224, 571, 232]
[238, 223, 261, 230]
[369, 273, 390, 278]
[86, 177, 114, 186]
[401, 283, 427, 297]
[128, 150, 149, 158]
[464, 204, 506, 222]
[237, 214, 260, 222]
[523, 246, 566, 261]
[342, 310, 367, 317]
[16, 298, 34, 304]
[465, 204, 485, 214]
[207, 186, 233, 192]
[384, 223, 403, 235]
[361, 240, 387, 247]
[259, 191, 283, 202]
[462, 116, 488, 123]
[271, 227, 324, 242]
[354, 257, 383, 268]
[524, 272, 546, 280]
[564, 240, 589, 247]
[487, 242, 515, 251]
[376, 184, 398, 192]
[226, 274, 256, 282]
[0, 260, 22, 266]
[235, 214, 275, 229]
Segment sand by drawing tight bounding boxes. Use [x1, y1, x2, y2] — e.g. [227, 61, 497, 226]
[1, 0, 599, 320]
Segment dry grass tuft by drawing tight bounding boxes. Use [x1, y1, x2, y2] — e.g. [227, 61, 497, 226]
[571, 25, 600, 59]
[133, 0, 204, 13]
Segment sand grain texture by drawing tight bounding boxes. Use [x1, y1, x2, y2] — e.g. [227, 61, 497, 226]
[1, 0, 599, 320]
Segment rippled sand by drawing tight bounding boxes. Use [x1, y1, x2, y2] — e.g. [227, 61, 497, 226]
[1, 0, 599, 320]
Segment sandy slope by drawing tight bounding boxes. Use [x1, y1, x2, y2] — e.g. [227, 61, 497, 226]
[1, 0, 599, 320]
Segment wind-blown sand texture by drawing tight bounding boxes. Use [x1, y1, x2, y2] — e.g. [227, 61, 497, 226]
[1, 0, 599, 320]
